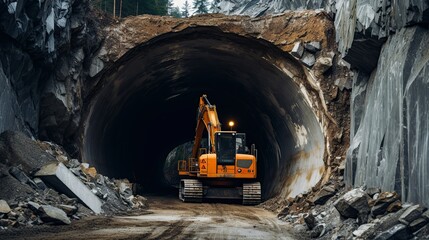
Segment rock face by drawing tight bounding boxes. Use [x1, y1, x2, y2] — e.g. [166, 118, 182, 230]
[346, 26, 429, 206]
[335, 0, 429, 72]
[0, 0, 101, 152]
[215, 0, 335, 17]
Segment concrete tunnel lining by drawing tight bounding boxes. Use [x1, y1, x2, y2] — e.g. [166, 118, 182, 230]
[82, 27, 325, 200]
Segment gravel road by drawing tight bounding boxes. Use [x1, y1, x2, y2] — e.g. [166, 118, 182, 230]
[2, 196, 297, 239]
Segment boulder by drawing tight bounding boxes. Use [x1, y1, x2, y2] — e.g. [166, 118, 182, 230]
[0, 200, 11, 214]
[291, 42, 304, 58]
[334, 188, 370, 223]
[374, 224, 413, 240]
[301, 52, 316, 67]
[39, 205, 71, 225]
[399, 204, 426, 225]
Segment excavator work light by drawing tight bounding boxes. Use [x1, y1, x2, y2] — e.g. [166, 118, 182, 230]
[228, 121, 235, 130]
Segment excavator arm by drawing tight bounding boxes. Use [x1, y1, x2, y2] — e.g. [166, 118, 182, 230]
[191, 95, 221, 159]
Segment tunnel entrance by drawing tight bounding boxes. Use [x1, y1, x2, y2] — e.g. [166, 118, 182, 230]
[82, 27, 325, 200]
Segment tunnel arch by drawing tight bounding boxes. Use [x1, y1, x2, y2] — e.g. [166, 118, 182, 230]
[81, 27, 325, 200]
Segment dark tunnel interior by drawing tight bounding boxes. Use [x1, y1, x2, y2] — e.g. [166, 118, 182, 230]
[82, 27, 325, 200]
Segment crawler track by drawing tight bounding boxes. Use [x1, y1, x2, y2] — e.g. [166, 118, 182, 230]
[179, 179, 203, 203]
[242, 182, 261, 205]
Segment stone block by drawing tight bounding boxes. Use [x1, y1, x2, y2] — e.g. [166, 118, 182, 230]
[334, 188, 370, 221]
[301, 51, 316, 67]
[39, 205, 71, 225]
[399, 204, 425, 225]
[374, 224, 413, 240]
[35, 162, 102, 214]
[291, 42, 304, 58]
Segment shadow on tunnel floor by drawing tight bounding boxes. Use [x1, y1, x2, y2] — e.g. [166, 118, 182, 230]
[137, 186, 249, 205]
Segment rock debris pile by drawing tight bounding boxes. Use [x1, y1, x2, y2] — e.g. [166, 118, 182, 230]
[0, 131, 147, 230]
[275, 182, 429, 239]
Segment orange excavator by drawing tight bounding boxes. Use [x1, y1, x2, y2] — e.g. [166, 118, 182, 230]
[178, 95, 261, 205]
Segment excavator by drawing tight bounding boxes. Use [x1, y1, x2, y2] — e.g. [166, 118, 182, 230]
[177, 95, 261, 205]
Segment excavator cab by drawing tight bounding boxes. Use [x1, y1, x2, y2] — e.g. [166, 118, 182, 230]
[216, 132, 236, 165]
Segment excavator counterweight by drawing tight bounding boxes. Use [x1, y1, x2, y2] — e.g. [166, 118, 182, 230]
[178, 95, 261, 205]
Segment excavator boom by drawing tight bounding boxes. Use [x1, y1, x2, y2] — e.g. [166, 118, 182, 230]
[191, 95, 221, 159]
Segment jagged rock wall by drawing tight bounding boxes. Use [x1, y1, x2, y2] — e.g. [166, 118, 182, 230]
[347, 25, 429, 206]
[338, 1, 429, 206]
[335, 0, 429, 73]
[214, 0, 335, 17]
[0, 0, 101, 154]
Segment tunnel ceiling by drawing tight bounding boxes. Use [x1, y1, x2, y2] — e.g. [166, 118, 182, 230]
[81, 26, 330, 200]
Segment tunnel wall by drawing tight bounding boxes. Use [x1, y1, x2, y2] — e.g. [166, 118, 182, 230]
[78, 11, 352, 202]
[82, 27, 329, 199]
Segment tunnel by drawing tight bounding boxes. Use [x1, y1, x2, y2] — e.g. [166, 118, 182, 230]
[82, 27, 325, 200]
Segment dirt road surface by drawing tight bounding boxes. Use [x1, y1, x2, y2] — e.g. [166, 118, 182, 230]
[2, 196, 298, 239]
